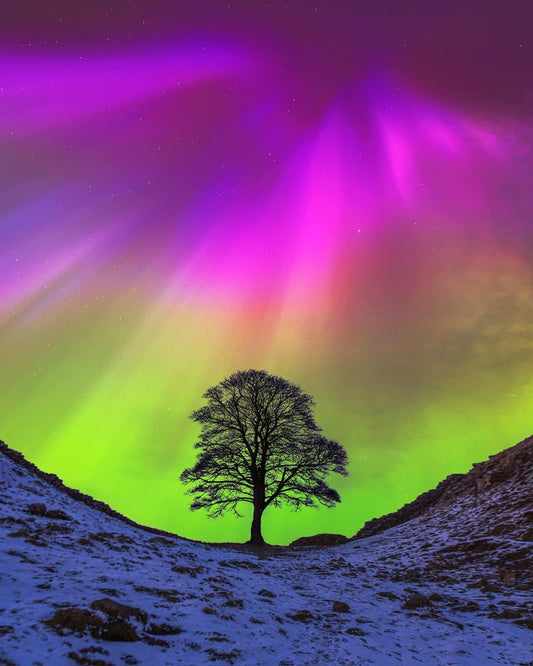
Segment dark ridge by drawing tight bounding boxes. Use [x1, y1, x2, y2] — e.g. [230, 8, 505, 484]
[353, 435, 533, 540]
[0, 440, 196, 544]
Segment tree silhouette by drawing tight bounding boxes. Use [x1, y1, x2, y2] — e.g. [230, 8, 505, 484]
[180, 369, 348, 545]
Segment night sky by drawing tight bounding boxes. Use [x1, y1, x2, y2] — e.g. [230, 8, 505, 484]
[2, 1, 533, 544]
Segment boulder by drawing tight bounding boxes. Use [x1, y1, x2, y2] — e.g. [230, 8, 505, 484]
[27, 503, 47, 516]
[402, 594, 432, 610]
[288, 610, 314, 622]
[45, 509, 72, 521]
[90, 598, 147, 625]
[45, 607, 104, 637]
[101, 619, 139, 642]
[46, 602, 144, 642]
[45, 604, 139, 642]
[332, 601, 350, 613]
[290, 534, 349, 547]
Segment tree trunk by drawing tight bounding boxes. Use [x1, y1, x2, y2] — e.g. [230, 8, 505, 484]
[249, 502, 265, 545]
[249, 467, 266, 545]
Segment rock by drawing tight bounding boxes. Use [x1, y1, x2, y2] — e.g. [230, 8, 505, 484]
[488, 523, 509, 536]
[28, 503, 71, 521]
[288, 610, 314, 622]
[290, 534, 349, 547]
[328, 557, 349, 570]
[332, 601, 350, 613]
[476, 474, 492, 492]
[346, 626, 367, 636]
[45, 509, 72, 521]
[46, 602, 143, 643]
[517, 616, 533, 630]
[171, 564, 204, 577]
[502, 571, 516, 587]
[396, 568, 421, 582]
[402, 594, 432, 610]
[223, 598, 244, 608]
[28, 503, 47, 516]
[67, 651, 113, 666]
[146, 622, 183, 636]
[89, 598, 147, 625]
[218, 559, 260, 570]
[45, 607, 104, 637]
[258, 589, 276, 598]
[205, 648, 241, 663]
[143, 635, 170, 648]
[45, 522, 71, 535]
[454, 601, 480, 612]
[377, 590, 399, 600]
[101, 619, 139, 642]
[500, 608, 522, 619]
[45, 605, 140, 642]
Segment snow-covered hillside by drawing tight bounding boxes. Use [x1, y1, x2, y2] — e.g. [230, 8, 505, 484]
[0, 439, 531, 665]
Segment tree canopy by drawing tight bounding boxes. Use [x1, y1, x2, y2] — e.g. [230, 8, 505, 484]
[180, 369, 348, 544]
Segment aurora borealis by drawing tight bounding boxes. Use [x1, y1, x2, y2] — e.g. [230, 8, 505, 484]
[2, 1, 533, 544]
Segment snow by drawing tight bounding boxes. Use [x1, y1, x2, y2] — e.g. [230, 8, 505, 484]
[0, 448, 532, 665]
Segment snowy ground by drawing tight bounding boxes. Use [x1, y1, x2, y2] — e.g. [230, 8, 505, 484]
[0, 447, 532, 665]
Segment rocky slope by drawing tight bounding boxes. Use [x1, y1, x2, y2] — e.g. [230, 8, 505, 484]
[1, 438, 532, 665]
[355, 435, 533, 543]
[352, 436, 533, 588]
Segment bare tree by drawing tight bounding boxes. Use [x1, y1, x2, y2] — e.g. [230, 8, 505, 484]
[180, 369, 348, 545]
